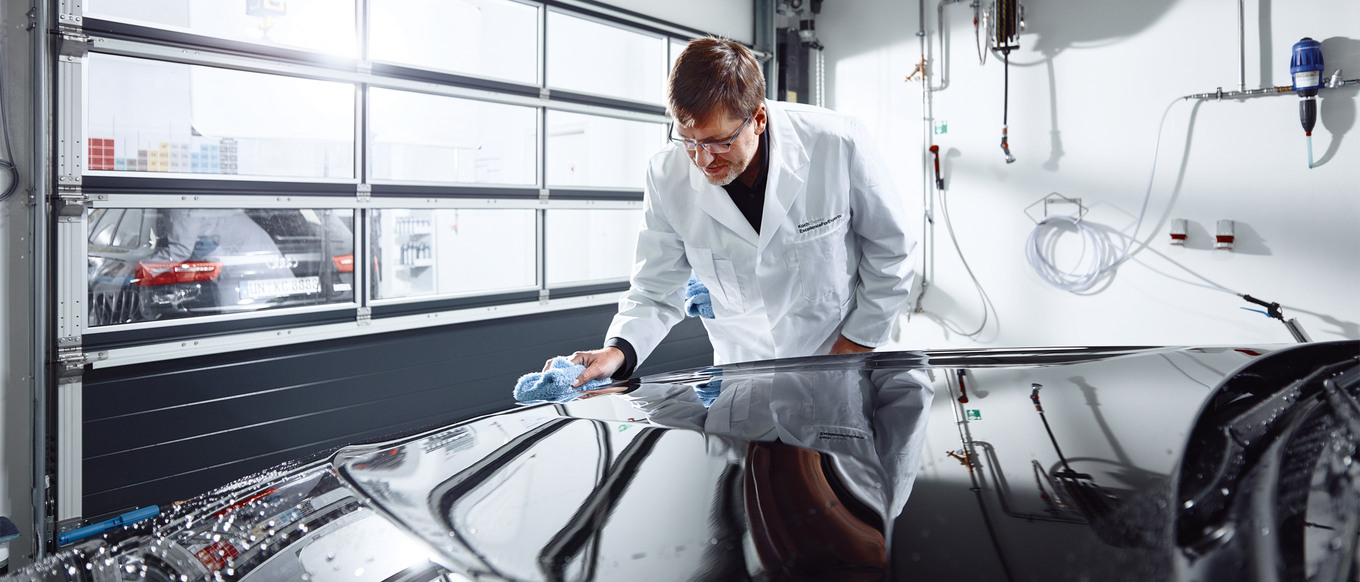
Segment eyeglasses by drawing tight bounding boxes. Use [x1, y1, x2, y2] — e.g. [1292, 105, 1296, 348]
[668, 115, 752, 154]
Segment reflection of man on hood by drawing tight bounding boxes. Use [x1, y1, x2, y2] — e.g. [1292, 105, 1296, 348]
[613, 365, 934, 577]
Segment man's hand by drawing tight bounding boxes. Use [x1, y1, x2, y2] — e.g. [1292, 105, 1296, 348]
[545, 347, 625, 387]
[829, 335, 873, 355]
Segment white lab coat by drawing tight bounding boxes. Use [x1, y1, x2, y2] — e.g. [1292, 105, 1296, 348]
[607, 100, 917, 366]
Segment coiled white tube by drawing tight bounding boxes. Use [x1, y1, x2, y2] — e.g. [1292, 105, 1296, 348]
[1025, 97, 1182, 293]
[1025, 215, 1112, 293]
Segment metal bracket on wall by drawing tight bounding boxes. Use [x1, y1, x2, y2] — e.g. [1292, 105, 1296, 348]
[1024, 192, 1087, 224]
[58, 0, 84, 27]
[57, 28, 90, 58]
[357, 184, 371, 203]
[356, 307, 372, 325]
[57, 350, 108, 373]
[57, 337, 107, 376]
[57, 0, 90, 61]
[55, 186, 101, 223]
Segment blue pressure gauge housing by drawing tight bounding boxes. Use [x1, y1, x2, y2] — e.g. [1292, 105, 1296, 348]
[1290, 38, 1324, 94]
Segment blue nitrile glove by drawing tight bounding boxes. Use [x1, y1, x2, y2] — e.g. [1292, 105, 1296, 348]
[513, 356, 611, 404]
[694, 379, 723, 407]
[684, 274, 715, 319]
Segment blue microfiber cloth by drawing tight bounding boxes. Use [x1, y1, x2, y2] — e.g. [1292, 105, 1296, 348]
[513, 357, 610, 404]
[694, 379, 723, 407]
[684, 274, 715, 319]
[0, 515, 18, 543]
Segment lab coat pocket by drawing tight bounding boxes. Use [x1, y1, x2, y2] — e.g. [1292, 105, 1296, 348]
[793, 220, 850, 302]
[686, 247, 743, 311]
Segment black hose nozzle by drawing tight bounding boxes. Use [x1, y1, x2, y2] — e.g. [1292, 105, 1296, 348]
[1299, 97, 1318, 136]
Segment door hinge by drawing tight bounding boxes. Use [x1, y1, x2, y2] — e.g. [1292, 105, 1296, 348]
[57, 342, 107, 374]
[55, 185, 92, 222]
[57, 26, 91, 58]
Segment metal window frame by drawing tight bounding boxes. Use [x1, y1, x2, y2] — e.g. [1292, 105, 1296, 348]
[542, 6, 671, 110]
[76, 192, 640, 340]
[53, 8, 90, 532]
[42, 0, 731, 550]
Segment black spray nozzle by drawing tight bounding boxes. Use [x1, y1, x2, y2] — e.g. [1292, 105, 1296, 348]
[1000, 125, 1015, 163]
[1299, 98, 1318, 135]
[1242, 294, 1285, 320]
[1241, 294, 1312, 343]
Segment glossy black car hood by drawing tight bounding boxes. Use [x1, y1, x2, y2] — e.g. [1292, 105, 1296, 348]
[13, 342, 1359, 581]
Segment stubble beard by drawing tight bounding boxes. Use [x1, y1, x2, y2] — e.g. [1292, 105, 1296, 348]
[700, 159, 747, 187]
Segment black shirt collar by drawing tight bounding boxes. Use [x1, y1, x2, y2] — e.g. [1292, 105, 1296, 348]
[721, 129, 769, 232]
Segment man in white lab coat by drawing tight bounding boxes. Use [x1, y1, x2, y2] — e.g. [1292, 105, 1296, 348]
[556, 37, 916, 385]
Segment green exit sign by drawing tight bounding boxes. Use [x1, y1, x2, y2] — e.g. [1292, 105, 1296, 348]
[966, 409, 982, 421]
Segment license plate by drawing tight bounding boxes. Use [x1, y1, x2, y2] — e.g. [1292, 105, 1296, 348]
[242, 276, 321, 299]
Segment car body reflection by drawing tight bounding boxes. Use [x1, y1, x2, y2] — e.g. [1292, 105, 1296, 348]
[87, 208, 355, 326]
[10, 341, 1358, 581]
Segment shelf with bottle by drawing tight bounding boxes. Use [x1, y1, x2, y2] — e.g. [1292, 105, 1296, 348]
[394, 216, 434, 237]
[399, 241, 435, 269]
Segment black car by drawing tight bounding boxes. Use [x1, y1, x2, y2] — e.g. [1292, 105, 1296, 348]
[10, 341, 1358, 581]
[87, 208, 355, 326]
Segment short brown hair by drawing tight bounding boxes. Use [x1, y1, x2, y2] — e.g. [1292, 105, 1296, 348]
[668, 37, 766, 128]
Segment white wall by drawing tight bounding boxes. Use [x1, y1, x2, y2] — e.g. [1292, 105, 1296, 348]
[819, 0, 1360, 348]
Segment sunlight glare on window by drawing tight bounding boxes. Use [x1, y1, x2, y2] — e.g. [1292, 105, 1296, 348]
[370, 0, 538, 85]
[84, 0, 358, 57]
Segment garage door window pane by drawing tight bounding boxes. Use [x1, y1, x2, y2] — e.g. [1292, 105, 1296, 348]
[85, 0, 358, 57]
[547, 12, 665, 105]
[87, 54, 355, 180]
[370, 89, 537, 185]
[371, 209, 536, 300]
[88, 208, 356, 327]
[545, 209, 642, 286]
[546, 112, 664, 189]
[370, 0, 538, 85]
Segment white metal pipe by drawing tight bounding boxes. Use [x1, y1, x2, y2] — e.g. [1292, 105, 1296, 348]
[916, 0, 934, 310]
[1181, 78, 1359, 101]
[1237, 0, 1246, 92]
[932, 0, 961, 92]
